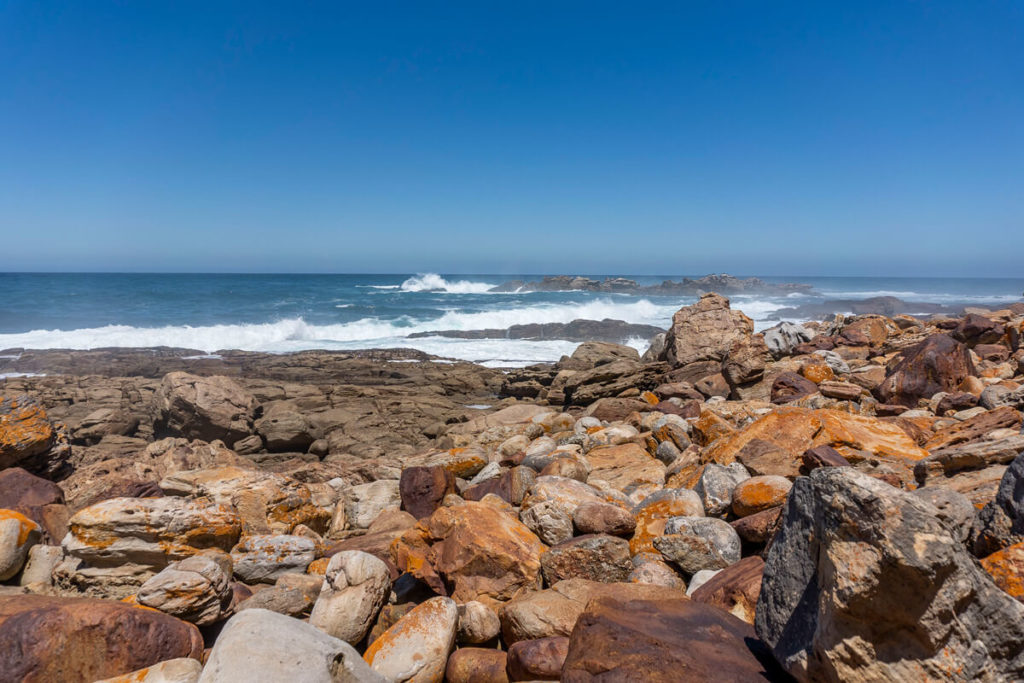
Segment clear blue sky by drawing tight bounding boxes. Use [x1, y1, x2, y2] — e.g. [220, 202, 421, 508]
[1, 2, 1021, 275]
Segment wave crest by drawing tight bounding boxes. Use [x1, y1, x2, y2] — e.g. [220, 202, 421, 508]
[399, 273, 495, 294]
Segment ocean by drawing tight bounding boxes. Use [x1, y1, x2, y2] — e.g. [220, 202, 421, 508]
[1, 273, 1022, 367]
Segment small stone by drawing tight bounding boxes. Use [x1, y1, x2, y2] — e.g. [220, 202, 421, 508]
[457, 600, 501, 644]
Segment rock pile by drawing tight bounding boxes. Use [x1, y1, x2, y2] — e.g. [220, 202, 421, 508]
[1, 298, 1023, 681]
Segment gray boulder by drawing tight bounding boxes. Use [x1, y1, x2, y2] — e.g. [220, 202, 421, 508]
[756, 467, 1024, 682]
[199, 608, 384, 683]
[653, 516, 741, 574]
[763, 322, 813, 359]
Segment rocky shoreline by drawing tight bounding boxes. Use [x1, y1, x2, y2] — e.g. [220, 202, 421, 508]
[2, 294, 1024, 681]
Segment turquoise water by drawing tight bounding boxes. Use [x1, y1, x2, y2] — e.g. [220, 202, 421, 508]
[1, 273, 1022, 366]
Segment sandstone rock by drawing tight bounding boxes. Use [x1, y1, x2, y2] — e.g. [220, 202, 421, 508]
[444, 648, 509, 683]
[199, 608, 381, 683]
[63, 496, 241, 573]
[345, 479, 401, 529]
[734, 438, 800, 479]
[235, 585, 311, 617]
[689, 555, 764, 624]
[628, 556, 687, 590]
[585, 442, 665, 498]
[254, 408, 314, 452]
[457, 600, 501, 644]
[561, 595, 781, 682]
[541, 534, 632, 584]
[722, 336, 772, 388]
[694, 462, 750, 516]
[137, 553, 233, 625]
[653, 516, 741, 574]
[18, 544, 63, 586]
[0, 509, 41, 580]
[93, 658, 203, 683]
[924, 406, 1022, 451]
[520, 500, 574, 545]
[399, 465, 455, 520]
[730, 506, 783, 546]
[391, 500, 545, 602]
[507, 636, 569, 681]
[364, 596, 457, 683]
[0, 594, 203, 683]
[155, 372, 258, 444]
[463, 466, 535, 505]
[0, 395, 55, 469]
[731, 475, 792, 517]
[572, 501, 636, 536]
[73, 407, 139, 446]
[875, 334, 976, 408]
[660, 294, 754, 369]
[231, 535, 317, 584]
[309, 550, 391, 644]
[817, 380, 862, 401]
[755, 467, 1024, 681]
[800, 445, 850, 472]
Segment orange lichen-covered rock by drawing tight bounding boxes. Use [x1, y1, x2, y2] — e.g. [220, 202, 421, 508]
[64, 496, 241, 572]
[981, 543, 1024, 603]
[692, 410, 737, 447]
[0, 395, 55, 469]
[731, 476, 792, 518]
[391, 500, 545, 603]
[404, 446, 488, 479]
[364, 596, 458, 683]
[800, 361, 835, 384]
[0, 509, 41, 580]
[703, 406, 928, 486]
[585, 443, 666, 498]
[629, 489, 704, 556]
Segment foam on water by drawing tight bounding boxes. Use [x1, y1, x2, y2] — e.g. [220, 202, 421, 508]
[399, 273, 496, 294]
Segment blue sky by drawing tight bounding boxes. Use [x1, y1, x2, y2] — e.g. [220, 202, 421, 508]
[1, 2, 1021, 275]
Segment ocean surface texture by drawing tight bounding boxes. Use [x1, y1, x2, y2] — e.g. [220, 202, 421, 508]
[2, 273, 1023, 367]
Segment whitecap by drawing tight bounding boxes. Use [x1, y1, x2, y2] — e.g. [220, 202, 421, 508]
[399, 273, 495, 294]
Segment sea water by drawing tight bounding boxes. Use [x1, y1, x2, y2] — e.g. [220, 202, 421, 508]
[1, 273, 1022, 367]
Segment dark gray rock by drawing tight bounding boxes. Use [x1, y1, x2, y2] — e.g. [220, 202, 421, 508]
[756, 467, 1024, 681]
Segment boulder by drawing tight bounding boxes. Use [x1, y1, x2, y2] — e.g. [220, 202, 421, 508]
[457, 600, 501, 644]
[875, 334, 976, 408]
[93, 658, 203, 683]
[572, 501, 636, 536]
[0, 395, 55, 469]
[0, 509, 41, 580]
[660, 293, 754, 369]
[722, 336, 772, 388]
[630, 488, 704, 555]
[254, 408, 314, 452]
[731, 475, 792, 517]
[345, 480, 401, 530]
[541, 534, 632, 584]
[391, 500, 545, 602]
[199, 608, 381, 683]
[155, 372, 258, 444]
[230, 535, 317, 584]
[444, 648, 509, 683]
[653, 516, 741, 574]
[762, 322, 813, 358]
[0, 594, 203, 683]
[137, 553, 233, 625]
[73, 407, 139, 446]
[63, 496, 241, 572]
[309, 550, 391, 644]
[399, 465, 455, 520]
[561, 596, 782, 682]
[694, 463, 750, 516]
[980, 542, 1024, 603]
[0, 467, 67, 542]
[363, 596, 458, 683]
[770, 372, 818, 404]
[689, 555, 764, 624]
[507, 636, 569, 681]
[755, 467, 1024, 681]
[585, 443, 665, 498]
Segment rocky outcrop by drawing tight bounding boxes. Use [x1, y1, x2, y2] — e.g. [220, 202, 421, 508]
[155, 372, 259, 444]
[659, 294, 754, 370]
[0, 395, 55, 469]
[875, 334, 976, 407]
[756, 467, 1024, 681]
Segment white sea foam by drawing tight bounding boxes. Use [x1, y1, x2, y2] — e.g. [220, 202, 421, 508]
[818, 289, 1021, 304]
[399, 273, 496, 294]
[0, 296, 792, 364]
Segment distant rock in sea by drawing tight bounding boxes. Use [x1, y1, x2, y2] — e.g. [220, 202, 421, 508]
[489, 273, 814, 296]
[407, 318, 665, 344]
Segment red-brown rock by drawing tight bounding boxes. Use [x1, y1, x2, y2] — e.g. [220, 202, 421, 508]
[561, 596, 783, 682]
[0, 467, 67, 542]
[770, 372, 817, 404]
[445, 648, 510, 683]
[875, 334, 976, 408]
[0, 594, 202, 683]
[690, 556, 765, 624]
[507, 636, 570, 681]
[399, 465, 456, 520]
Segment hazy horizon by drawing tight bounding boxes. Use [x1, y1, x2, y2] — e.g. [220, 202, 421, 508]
[2, 2, 1021, 276]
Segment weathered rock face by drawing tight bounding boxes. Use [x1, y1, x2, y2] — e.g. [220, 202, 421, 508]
[309, 550, 391, 645]
[689, 555, 764, 624]
[561, 596, 781, 682]
[63, 496, 241, 572]
[507, 636, 569, 681]
[399, 465, 456, 520]
[660, 294, 754, 369]
[762, 322, 813, 359]
[363, 596, 458, 683]
[391, 500, 545, 602]
[0, 395, 55, 469]
[756, 467, 1024, 682]
[199, 608, 382, 683]
[0, 594, 203, 683]
[541, 534, 632, 584]
[136, 553, 233, 625]
[155, 372, 258, 444]
[654, 516, 741, 574]
[875, 334, 976, 407]
[230, 534, 317, 584]
[0, 509, 41, 580]
[704, 406, 929, 486]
